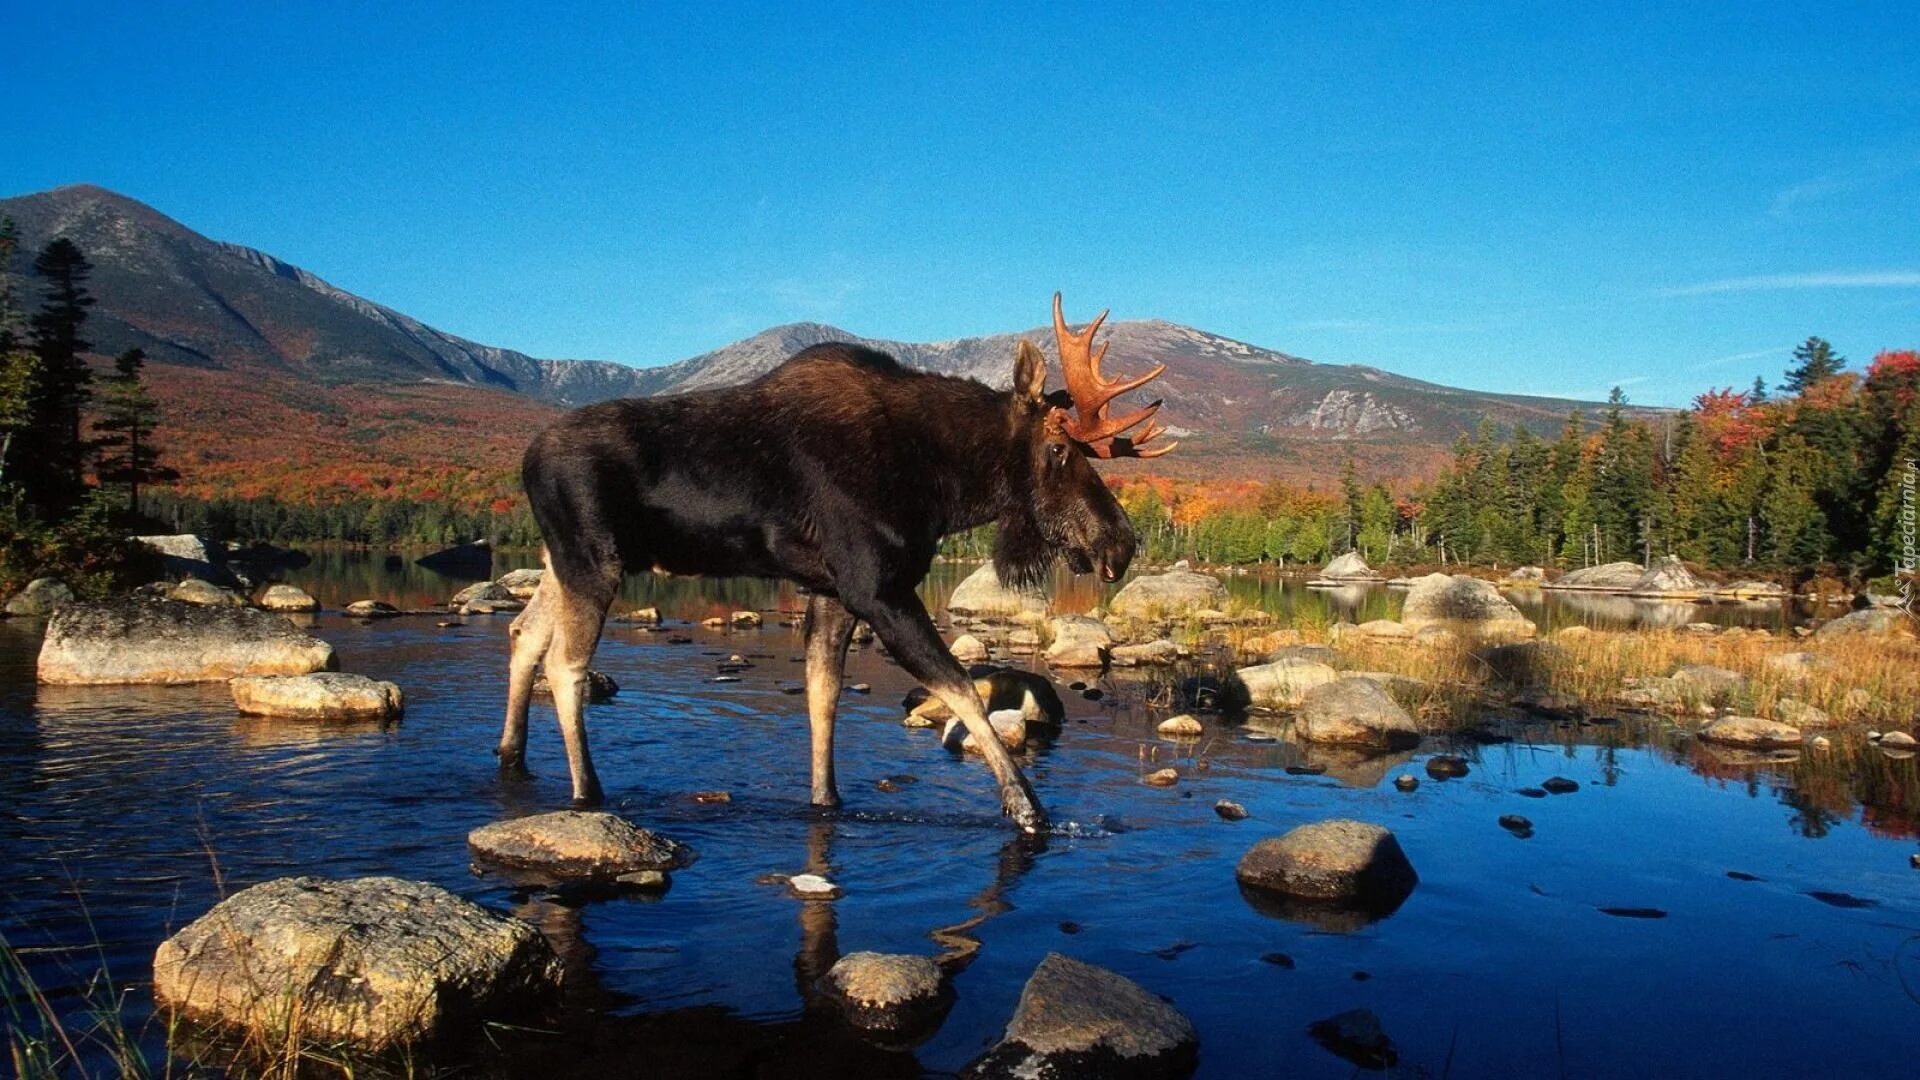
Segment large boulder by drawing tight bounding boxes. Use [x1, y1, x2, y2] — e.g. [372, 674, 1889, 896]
[1234, 658, 1340, 708]
[1236, 820, 1419, 911]
[1627, 555, 1710, 599]
[467, 811, 691, 882]
[257, 583, 319, 612]
[136, 533, 242, 585]
[1313, 551, 1382, 582]
[1544, 561, 1645, 592]
[1045, 615, 1113, 668]
[415, 540, 492, 576]
[451, 581, 515, 608]
[1108, 560, 1228, 619]
[1294, 677, 1419, 749]
[946, 563, 1048, 620]
[152, 876, 560, 1051]
[1397, 574, 1535, 639]
[495, 568, 545, 598]
[38, 598, 335, 685]
[1815, 608, 1915, 640]
[5, 577, 73, 616]
[819, 952, 951, 1036]
[964, 953, 1197, 1079]
[230, 673, 403, 721]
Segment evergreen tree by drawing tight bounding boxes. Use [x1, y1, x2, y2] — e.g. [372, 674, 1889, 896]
[1782, 336, 1845, 395]
[93, 348, 178, 520]
[0, 219, 36, 487]
[1356, 484, 1396, 563]
[21, 239, 96, 515]
[1339, 456, 1362, 553]
[1749, 376, 1769, 404]
[1760, 435, 1832, 565]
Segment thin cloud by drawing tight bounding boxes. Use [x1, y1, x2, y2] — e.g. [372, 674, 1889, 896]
[1692, 346, 1789, 371]
[1768, 155, 1920, 219]
[1658, 272, 1920, 297]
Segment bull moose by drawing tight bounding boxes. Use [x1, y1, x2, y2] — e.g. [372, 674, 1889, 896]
[497, 295, 1174, 832]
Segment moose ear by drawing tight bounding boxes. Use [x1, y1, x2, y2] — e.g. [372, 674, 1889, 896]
[1012, 339, 1047, 402]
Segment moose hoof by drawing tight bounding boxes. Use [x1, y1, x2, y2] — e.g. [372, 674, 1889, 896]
[810, 791, 843, 811]
[1004, 795, 1049, 835]
[495, 751, 533, 781]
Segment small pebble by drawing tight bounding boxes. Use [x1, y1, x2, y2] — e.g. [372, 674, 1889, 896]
[1517, 787, 1547, 798]
[1394, 775, 1419, 793]
[1143, 768, 1180, 787]
[1260, 952, 1295, 969]
[1425, 755, 1470, 780]
[436, 620, 461, 628]
[711, 676, 740, 684]
[1542, 777, 1580, 794]
[1499, 814, 1534, 838]
[1214, 800, 1249, 821]
[615, 870, 668, 889]
[781, 686, 804, 695]
[1910, 854, 1920, 870]
[1157, 714, 1204, 737]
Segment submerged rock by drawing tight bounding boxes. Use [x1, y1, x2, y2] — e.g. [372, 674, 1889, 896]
[256, 583, 319, 612]
[1309, 1008, 1398, 1069]
[946, 563, 1049, 620]
[1214, 800, 1249, 821]
[450, 580, 514, 608]
[230, 673, 403, 721]
[38, 598, 334, 685]
[1699, 715, 1802, 749]
[964, 953, 1197, 1079]
[532, 669, 620, 703]
[467, 811, 691, 881]
[152, 876, 559, 1051]
[1294, 678, 1419, 749]
[5, 577, 74, 616]
[1108, 560, 1228, 619]
[819, 952, 951, 1036]
[1398, 574, 1536, 639]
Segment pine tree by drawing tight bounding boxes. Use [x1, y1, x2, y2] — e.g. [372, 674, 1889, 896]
[1782, 336, 1845, 395]
[0, 218, 37, 487]
[93, 348, 178, 520]
[1749, 376, 1769, 404]
[1339, 456, 1362, 553]
[21, 238, 96, 515]
[1760, 435, 1832, 566]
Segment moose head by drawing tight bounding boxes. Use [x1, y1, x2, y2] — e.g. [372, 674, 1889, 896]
[994, 293, 1178, 588]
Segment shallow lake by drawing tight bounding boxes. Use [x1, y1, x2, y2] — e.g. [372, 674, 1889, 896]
[2, 558, 1915, 1077]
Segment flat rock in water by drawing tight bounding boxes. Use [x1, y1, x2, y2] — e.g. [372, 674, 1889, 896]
[256, 583, 318, 612]
[468, 811, 691, 880]
[169, 577, 247, 607]
[1699, 715, 1802, 749]
[1398, 574, 1536, 639]
[1045, 615, 1113, 668]
[5, 577, 74, 616]
[1294, 678, 1419, 749]
[945, 563, 1049, 620]
[1234, 658, 1339, 708]
[38, 597, 334, 685]
[1108, 560, 1229, 618]
[1110, 639, 1181, 666]
[963, 952, 1197, 1079]
[231, 673, 403, 721]
[818, 952, 950, 1035]
[1158, 714, 1204, 737]
[1546, 561, 1646, 591]
[451, 580, 515, 608]
[152, 876, 559, 1051]
[1236, 819, 1419, 910]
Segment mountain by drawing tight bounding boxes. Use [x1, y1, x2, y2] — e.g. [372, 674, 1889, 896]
[0, 184, 1653, 503]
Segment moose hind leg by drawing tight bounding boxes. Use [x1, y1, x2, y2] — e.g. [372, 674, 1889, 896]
[544, 575, 615, 805]
[860, 591, 1047, 833]
[498, 576, 554, 777]
[803, 593, 858, 808]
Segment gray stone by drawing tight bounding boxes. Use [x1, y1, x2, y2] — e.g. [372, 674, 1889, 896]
[1110, 639, 1181, 666]
[38, 598, 334, 685]
[1699, 715, 1802, 749]
[964, 953, 1197, 1079]
[950, 634, 990, 663]
[1314, 551, 1382, 581]
[1815, 608, 1915, 639]
[1294, 678, 1419, 749]
[1235, 658, 1340, 708]
[344, 599, 400, 618]
[169, 577, 247, 607]
[1236, 820, 1418, 907]
[256, 583, 318, 612]
[1545, 561, 1646, 591]
[1157, 714, 1204, 737]
[1766, 651, 1820, 678]
[1109, 561, 1229, 618]
[152, 876, 559, 1051]
[946, 563, 1048, 620]
[959, 709, 1028, 753]
[1671, 664, 1747, 703]
[5, 577, 73, 616]
[1398, 574, 1535, 639]
[819, 952, 950, 1034]
[1627, 555, 1710, 598]
[1045, 615, 1113, 668]
[467, 811, 691, 880]
[532, 669, 619, 703]
[231, 673, 403, 721]
[450, 581, 514, 608]
[1772, 698, 1830, 729]
[495, 568, 545, 598]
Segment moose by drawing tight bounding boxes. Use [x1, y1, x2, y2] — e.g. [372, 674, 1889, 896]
[496, 295, 1174, 833]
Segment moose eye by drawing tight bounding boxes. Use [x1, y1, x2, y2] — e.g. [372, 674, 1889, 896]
[1048, 443, 1068, 464]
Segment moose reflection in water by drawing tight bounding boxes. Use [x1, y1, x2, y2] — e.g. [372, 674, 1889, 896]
[502, 295, 1175, 832]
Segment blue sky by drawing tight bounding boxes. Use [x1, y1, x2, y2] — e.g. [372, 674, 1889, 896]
[3, 3, 1915, 407]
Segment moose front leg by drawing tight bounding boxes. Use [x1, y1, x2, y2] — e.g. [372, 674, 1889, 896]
[860, 591, 1048, 833]
[802, 593, 858, 808]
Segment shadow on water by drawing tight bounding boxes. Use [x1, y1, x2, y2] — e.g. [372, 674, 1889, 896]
[1, 560, 1916, 1077]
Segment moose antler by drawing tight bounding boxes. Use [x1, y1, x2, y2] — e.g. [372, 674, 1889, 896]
[1051, 292, 1176, 458]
